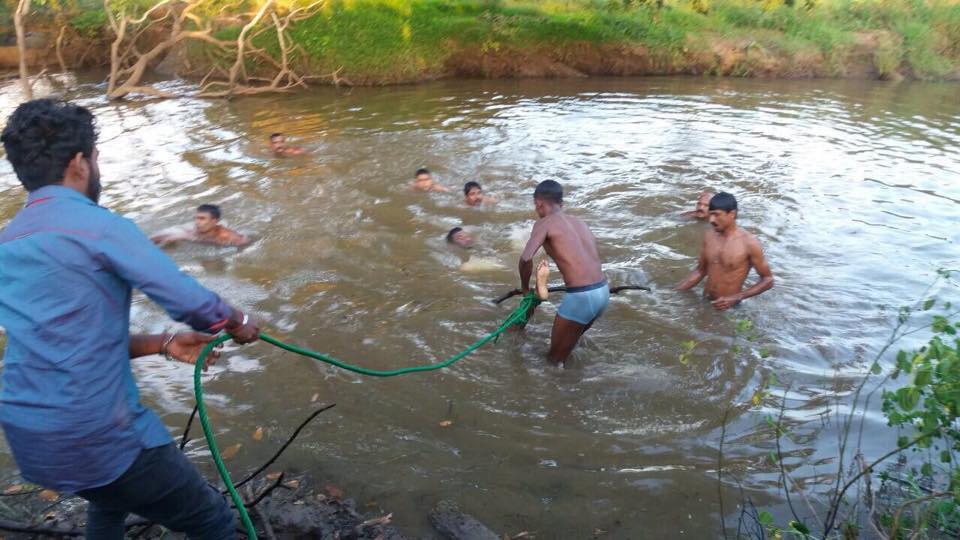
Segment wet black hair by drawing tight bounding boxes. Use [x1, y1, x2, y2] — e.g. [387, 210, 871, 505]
[270, 133, 283, 140]
[464, 181, 481, 195]
[446, 227, 463, 243]
[415, 168, 431, 178]
[197, 204, 221, 220]
[1, 99, 97, 192]
[533, 180, 563, 205]
[709, 192, 738, 213]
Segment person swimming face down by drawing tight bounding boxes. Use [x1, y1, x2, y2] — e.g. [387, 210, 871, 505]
[446, 226, 473, 249]
[707, 192, 738, 233]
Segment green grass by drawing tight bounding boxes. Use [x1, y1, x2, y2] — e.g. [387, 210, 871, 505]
[266, 0, 960, 80]
[56, 0, 960, 81]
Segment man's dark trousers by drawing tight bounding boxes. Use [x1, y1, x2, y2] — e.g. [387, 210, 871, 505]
[77, 443, 236, 539]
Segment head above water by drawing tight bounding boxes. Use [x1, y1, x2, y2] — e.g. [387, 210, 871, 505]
[464, 181, 483, 206]
[195, 204, 222, 235]
[694, 190, 714, 219]
[1, 99, 101, 202]
[708, 192, 738, 233]
[533, 180, 563, 218]
[415, 168, 432, 185]
[446, 226, 473, 248]
[269, 132, 286, 153]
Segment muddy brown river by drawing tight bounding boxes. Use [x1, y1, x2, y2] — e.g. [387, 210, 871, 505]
[0, 76, 958, 538]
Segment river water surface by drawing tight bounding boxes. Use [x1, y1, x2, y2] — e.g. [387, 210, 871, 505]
[0, 76, 958, 537]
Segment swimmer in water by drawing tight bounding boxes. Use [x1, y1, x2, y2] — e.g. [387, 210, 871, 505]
[269, 132, 306, 157]
[446, 226, 473, 249]
[446, 227, 506, 272]
[151, 204, 250, 247]
[519, 180, 608, 365]
[463, 181, 497, 206]
[412, 168, 450, 192]
[674, 192, 774, 310]
[681, 190, 714, 220]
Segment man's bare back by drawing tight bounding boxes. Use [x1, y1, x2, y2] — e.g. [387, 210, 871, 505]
[522, 212, 603, 287]
[518, 180, 608, 365]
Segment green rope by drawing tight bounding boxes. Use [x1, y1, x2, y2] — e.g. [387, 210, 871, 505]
[192, 293, 541, 539]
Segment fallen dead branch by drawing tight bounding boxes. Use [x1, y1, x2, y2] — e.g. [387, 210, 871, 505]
[233, 403, 337, 490]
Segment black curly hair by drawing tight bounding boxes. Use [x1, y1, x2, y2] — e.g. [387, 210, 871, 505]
[1, 99, 98, 191]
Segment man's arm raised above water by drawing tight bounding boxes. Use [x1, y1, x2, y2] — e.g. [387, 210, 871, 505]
[519, 220, 549, 292]
[711, 236, 774, 310]
[674, 233, 709, 291]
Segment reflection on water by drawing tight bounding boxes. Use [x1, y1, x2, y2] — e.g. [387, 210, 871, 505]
[0, 76, 958, 537]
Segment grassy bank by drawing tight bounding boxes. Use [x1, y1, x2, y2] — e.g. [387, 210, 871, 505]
[7, 0, 960, 84]
[238, 0, 960, 83]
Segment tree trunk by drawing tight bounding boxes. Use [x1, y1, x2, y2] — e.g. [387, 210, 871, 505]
[55, 25, 68, 72]
[14, 0, 32, 100]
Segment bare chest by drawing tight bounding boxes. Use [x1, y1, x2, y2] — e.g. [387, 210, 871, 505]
[704, 238, 749, 271]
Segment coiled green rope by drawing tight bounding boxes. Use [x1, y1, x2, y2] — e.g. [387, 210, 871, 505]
[192, 293, 541, 539]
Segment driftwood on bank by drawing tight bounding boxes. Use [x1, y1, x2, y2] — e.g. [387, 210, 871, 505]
[96, 0, 345, 101]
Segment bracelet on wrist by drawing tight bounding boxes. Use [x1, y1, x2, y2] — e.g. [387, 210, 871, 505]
[160, 332, 177, 362]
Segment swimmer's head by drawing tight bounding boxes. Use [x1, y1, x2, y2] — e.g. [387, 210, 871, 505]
[708, 192, 737, 232]
[415, 168, 432, 186]
[446, 226, 473, 248]
[269, 133, 286, 153]
[695, 190, 714, 219]
[2, 99, 101, 202]
[464, 181, 483, 206]
[533, 180, 563, 218]
[195, 204, 222, 234]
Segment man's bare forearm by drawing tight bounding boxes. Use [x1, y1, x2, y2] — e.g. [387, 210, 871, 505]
[129, 334, 165, 359]
[519, 258, 533, 292]
[734, 276, 774, 302]
[674, 268, 705, 290]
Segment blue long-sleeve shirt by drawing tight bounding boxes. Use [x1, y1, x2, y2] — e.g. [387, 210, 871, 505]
[0, 185, 234, 492]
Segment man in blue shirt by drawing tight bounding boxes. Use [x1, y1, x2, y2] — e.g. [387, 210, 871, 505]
[0, 99, 260, 538]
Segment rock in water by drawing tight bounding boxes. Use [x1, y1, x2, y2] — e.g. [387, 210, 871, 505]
[429, 500, 499, 540]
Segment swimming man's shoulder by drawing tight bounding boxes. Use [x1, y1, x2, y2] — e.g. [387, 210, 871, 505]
[739, 228, 763, 248]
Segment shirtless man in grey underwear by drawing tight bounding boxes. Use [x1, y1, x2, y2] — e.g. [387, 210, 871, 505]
[675, 192, 774, 310]
[519, 180, 607, 365]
